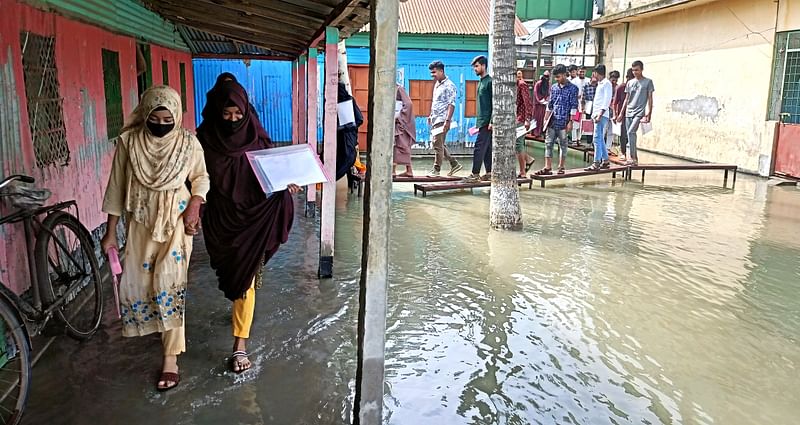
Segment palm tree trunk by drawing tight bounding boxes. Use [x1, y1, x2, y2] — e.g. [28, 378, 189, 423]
[489, 0, 523, 230]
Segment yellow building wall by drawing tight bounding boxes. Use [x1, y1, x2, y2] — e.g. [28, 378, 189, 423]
[601, 0, 779, 174]
[777, 0, 800, 32]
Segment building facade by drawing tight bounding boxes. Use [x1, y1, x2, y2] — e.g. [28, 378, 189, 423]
[593, 0, 800, 177]
[0, 0, 195, 293]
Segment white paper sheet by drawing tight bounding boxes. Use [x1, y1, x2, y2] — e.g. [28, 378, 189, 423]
[394, 100, 403, 119]
[247, 144, 330, 195]
[516, 126, 529, 139]
[337, 99, 355, 127]
[612, 122, 622, 136]
[430, 121, 458, 136]
[641, 122, 653, 134]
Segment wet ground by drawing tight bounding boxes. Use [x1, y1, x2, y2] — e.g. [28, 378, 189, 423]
[25, 146, 800, 424]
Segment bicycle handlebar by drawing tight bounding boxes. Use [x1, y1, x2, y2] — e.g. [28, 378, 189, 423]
[0, 174, 35, 189]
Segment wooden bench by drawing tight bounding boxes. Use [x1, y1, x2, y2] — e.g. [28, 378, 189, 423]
[414, 178, 533, 197]
[627, 163, 738, 187]
[393, 176, 461, 183]
[529, 165, 627, 188]
[525, 135, 594, 162]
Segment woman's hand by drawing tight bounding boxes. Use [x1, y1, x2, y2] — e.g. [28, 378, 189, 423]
[183, 196, 203, 235]
[101, 228, 118, 254]
[286, 184, 302, 194]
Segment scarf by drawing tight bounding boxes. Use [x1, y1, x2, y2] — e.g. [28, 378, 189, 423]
[121, 85, 194, 242]
[198, 81, 294, 301]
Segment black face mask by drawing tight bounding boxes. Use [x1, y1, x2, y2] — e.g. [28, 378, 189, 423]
[146, 121, 175, 138]
[221, 118, 245, 134]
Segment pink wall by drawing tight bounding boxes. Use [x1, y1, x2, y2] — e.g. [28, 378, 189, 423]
[0, 1, 194, 293]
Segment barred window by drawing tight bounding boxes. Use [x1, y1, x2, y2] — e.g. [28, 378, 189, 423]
[769, 31, 800, 124]
[179, 62, 187, 112]
[102, 49, 124, 141]
[20, 32, 70, 168]
[161, 60, 169, 86]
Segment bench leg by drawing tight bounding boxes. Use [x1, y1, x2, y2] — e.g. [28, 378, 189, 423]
[641, 170, 645, 183]
[723, 169, 729, 187]
[358, 181, 364, 197]
[732, 169, 737, 188]
[540, 180, 545, 188]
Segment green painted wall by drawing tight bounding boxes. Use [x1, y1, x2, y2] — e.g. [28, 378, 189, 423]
[346, 33, 488, 52]
[517, 0, 593, 20]
[24, 0, 189, 51]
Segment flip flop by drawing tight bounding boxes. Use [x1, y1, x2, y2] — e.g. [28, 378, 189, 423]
[156, 371, 180, 392]
[533, 168, 552, 176]
[557, 167, 566, 174]
[525, 159, 536, 173]
[230, 351, 252, 374]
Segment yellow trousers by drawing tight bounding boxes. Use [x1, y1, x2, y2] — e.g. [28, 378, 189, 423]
[161, 326, 185, 356]
[233, 283, 256, 339]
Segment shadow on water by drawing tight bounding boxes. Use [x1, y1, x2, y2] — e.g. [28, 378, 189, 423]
[23, 154, 800, 424]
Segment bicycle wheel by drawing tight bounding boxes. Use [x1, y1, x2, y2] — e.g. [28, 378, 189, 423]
[0, 299, 31, 425]
[35, 211, 103, 340]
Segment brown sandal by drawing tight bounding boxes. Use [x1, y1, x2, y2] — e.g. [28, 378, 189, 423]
[557, 167, 566, 174]
[157, 371, 180, 392]
[533, 168, 552, 176]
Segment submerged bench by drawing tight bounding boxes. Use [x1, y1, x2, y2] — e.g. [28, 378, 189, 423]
[530, 165, 627, 188]
[525, 136, 594, 162]
[393, 176, 461, 183]
[628, 163, 738, 186]
[414, 178, 533, 197]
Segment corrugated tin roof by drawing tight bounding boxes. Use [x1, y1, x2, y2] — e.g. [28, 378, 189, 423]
[543, 20, 585, 38]
[363, 0, 528, 36]
[22, 0, 190, 51]
[177, 26, 294, 59]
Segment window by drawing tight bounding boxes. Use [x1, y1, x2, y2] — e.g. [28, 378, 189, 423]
[769, 31, 800, 124]
[19, 32, 70, 168]
[102, 49, 124, 141]
[408, 80, 434, 117]
[179, 63, 187, 112]
[465, 80, 478, 117]
[161, 59, 169, 86]
[136, 43, 152, 97]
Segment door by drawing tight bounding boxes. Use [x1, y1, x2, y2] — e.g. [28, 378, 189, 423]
[348, 65, 370, 151]
[774, 123, 800, 178]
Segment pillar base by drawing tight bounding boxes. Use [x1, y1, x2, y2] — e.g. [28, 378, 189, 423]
[305, 201, 316, 217]
[318, 255, 333, 278]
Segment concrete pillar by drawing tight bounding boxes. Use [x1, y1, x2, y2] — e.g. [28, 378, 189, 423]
[319, 27, 339, 278]
[299, 54, 308, 146]
[292, 59, 299, 144]
[352, 0, 399, 423]
[306, 48, 319, 217]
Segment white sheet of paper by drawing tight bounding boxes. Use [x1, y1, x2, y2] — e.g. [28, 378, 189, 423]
[394, 100, 403, 119]
[430, 121, 458, 136]
[516, 126, 529, 138]
[247, 144, 330, 195]
[337, 99, 355, 126]
[612, 122, 622, 136]
[641, 121, 653, 134]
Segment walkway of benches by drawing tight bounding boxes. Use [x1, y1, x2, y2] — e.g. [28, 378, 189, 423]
[406, 163, 737, 195]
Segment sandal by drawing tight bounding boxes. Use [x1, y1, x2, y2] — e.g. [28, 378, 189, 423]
[533, 168, 552, 176]
[517, 173, 527, 179]
[397, 172, 414, 178]
[230, 351, 252, 374]
[557, 167, 566, 175]
[156, 371, 180, 392]
[524, 159, 536, 173]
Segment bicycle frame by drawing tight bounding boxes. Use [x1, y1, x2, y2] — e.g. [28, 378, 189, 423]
[0, 200, 83, 328]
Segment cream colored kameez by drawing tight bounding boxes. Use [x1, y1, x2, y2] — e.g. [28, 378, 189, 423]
[102, 86, 209, 344]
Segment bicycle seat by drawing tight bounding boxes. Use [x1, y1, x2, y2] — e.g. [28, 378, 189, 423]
[0, 181, 51, 210]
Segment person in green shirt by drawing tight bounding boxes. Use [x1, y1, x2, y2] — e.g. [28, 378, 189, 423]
[464, 55, 493, 182]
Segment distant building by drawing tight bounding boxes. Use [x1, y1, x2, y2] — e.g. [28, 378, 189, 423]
[593, 0, 800, 177]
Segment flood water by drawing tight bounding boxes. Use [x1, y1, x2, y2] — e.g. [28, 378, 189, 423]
[26, 148, 800, 424]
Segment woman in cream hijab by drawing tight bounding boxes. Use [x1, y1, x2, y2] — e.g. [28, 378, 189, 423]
[101, 85, 210, 392]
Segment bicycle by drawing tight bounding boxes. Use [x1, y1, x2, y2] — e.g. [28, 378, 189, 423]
[0, 174, 104, 425]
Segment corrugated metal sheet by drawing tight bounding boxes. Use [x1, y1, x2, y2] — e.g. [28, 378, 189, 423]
[516, 0, 593, 21]
[23, 0, 189, 50]
[193, 59, 294, 142]
[348, 48, 486, 144]
[178, 26, 293, 58]
[0, 48, 25, 178]
[361, 0, 528, 36]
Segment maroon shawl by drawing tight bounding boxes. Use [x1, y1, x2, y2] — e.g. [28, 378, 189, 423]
[197, 81, 294, 301]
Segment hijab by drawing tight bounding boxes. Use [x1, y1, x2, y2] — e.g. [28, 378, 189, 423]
[197, 81, 294, 301]
[120, 85, 196, 242]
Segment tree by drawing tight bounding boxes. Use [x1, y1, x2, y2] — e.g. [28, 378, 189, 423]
[489, 0, 523, 230]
